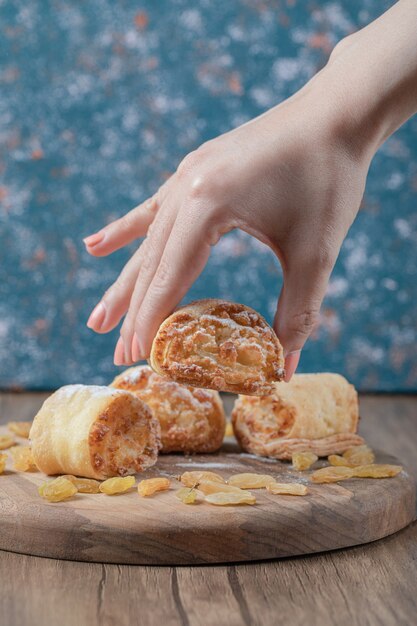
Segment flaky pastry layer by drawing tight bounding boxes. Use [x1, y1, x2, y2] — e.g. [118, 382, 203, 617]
[149, 299, 284, 396]
[111, 365, 226, 453]
[30, 385, 161, 479]
[232, 373, 363, 459]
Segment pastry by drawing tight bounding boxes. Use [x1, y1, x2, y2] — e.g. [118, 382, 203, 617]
[232, 373, 364, 460]
[111, 365, 226, 453]
[30, 385, 161, 479]
[149, 299, 284, 396]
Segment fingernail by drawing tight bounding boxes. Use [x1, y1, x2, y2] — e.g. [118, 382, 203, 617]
[284, 350, 301, 382]
[83, 232, 104, 247]
[114, 336, 125, 366]
[131, 333, 143, 362]
[87, 302, 106, 330]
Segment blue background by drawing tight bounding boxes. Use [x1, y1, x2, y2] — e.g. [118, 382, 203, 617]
[1, 0, 416, 391]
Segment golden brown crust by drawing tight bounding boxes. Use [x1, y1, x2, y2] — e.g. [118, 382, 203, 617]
[111, 366, 226, 453]
[149, 299, 284, 396]
[232, 373, 363, 459]
[30, 385, 161, 479]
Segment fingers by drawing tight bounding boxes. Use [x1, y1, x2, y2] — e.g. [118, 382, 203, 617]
[130, 208, 212, 360]
[86, 246, 144, 333]
[114, 336, 127, 366]
[84, 180, 171, 257]
[117, 197, 180, 364]
[83, 199, 157, 257]
[274, 253, 334, 381]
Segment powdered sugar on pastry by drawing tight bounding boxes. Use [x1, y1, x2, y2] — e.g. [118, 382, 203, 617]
[111, 365, 225, 454]
[149, 299, 284, 396]
[52, 384, 126, 401]
[30, 384, 161, 479]
[232, 373, 363, 460]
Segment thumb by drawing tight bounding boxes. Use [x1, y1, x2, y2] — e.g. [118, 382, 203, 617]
[273, 260, 332, 382]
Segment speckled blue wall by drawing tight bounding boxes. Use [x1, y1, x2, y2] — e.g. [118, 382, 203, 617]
[1, 0, 416, 391]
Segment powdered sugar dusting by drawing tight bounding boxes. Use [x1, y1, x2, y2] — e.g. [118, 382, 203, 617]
[173, 461, 238, 469]
[238, 453, 280, 464]
[114, 365, 217, 411]
[56, 384, 127, 400]
[116, 367, 142, 384]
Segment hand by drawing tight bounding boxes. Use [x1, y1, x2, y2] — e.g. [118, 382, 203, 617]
[85, 81, 370, 376]
[84, 0, 417, 378]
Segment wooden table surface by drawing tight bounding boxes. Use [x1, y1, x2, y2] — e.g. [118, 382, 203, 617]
[1, 392, 416, 626]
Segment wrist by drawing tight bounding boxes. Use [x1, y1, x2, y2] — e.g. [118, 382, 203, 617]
[310, 43, 383, 163]
[313, 1, 417, 160]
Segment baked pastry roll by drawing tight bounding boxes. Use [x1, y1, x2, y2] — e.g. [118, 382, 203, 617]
[30, 385, 161, 479]
[150, 299, 284, 396]
[232, 373, 364, 460]
[111, 365, 226, 453]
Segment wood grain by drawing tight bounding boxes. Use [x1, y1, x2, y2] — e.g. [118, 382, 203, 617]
[1, 393, 417, 626]
[1, 521, 416, 626]
[0, 414, 415, 565]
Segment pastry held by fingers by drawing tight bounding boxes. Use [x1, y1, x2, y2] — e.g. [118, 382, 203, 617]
[30, 385, 161, 479]
[111, 365, 226, 453]
[232, 373, 364, 460]
[149, 299, 284, 396]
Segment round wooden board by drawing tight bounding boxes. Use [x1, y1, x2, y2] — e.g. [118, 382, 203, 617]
[0, 428, 415, 565]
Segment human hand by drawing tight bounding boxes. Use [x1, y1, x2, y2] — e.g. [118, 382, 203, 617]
[84, 81, 370, 378]
[84, 0, 417, 378]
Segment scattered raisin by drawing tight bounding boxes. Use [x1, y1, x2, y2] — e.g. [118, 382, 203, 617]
[137, 477, 170, 497]
[311, 466, 355, 483]
[39, 477, 78, 502]
[61, 475, 101, 494]
[180, 471, 225, 488]
[353, 464, 402, 478]
[0, 435, 15, 450]
[228, 473, 275, 489]
[328, 454, 351, 467]
[8, 421, 32, 438]
[10, 446, 38, 472]
[266, 482, 308, 496]
[224, 422, 234, 438]
[292, 452, 318, 471]
[99, 476, 136, 495]
[175, 487, 198, 504]
[343, 445, 375, 466]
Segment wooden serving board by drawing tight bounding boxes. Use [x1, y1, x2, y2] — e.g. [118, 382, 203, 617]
[0, 427, 415, 565]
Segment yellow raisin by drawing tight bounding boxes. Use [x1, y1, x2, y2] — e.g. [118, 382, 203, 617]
[138, 477, 170, 497]
[0, 453, 7, 474]
[39, 477, 78, 502]
[343, 445, 375, 466]
[61, 475, 101, 494]
[311, 466, 355, 483]
[197, 480, 248, 495]
[266, 482, 308, 496]
[353, 464, 402, 478]
[224, 422, 234, 437]
[205, 492, 256, 506]
[180, 471, 225, 488]
[175, 487, 198, 504]
[99, 476, 136, 495]
[0, 435, 15, 450]
[9, 446, 38, 472]
[228, 473, 275, 489]
[328, 454, 351, 467]
[8, 421, 32, 438]
[292, 452, 318, 471]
